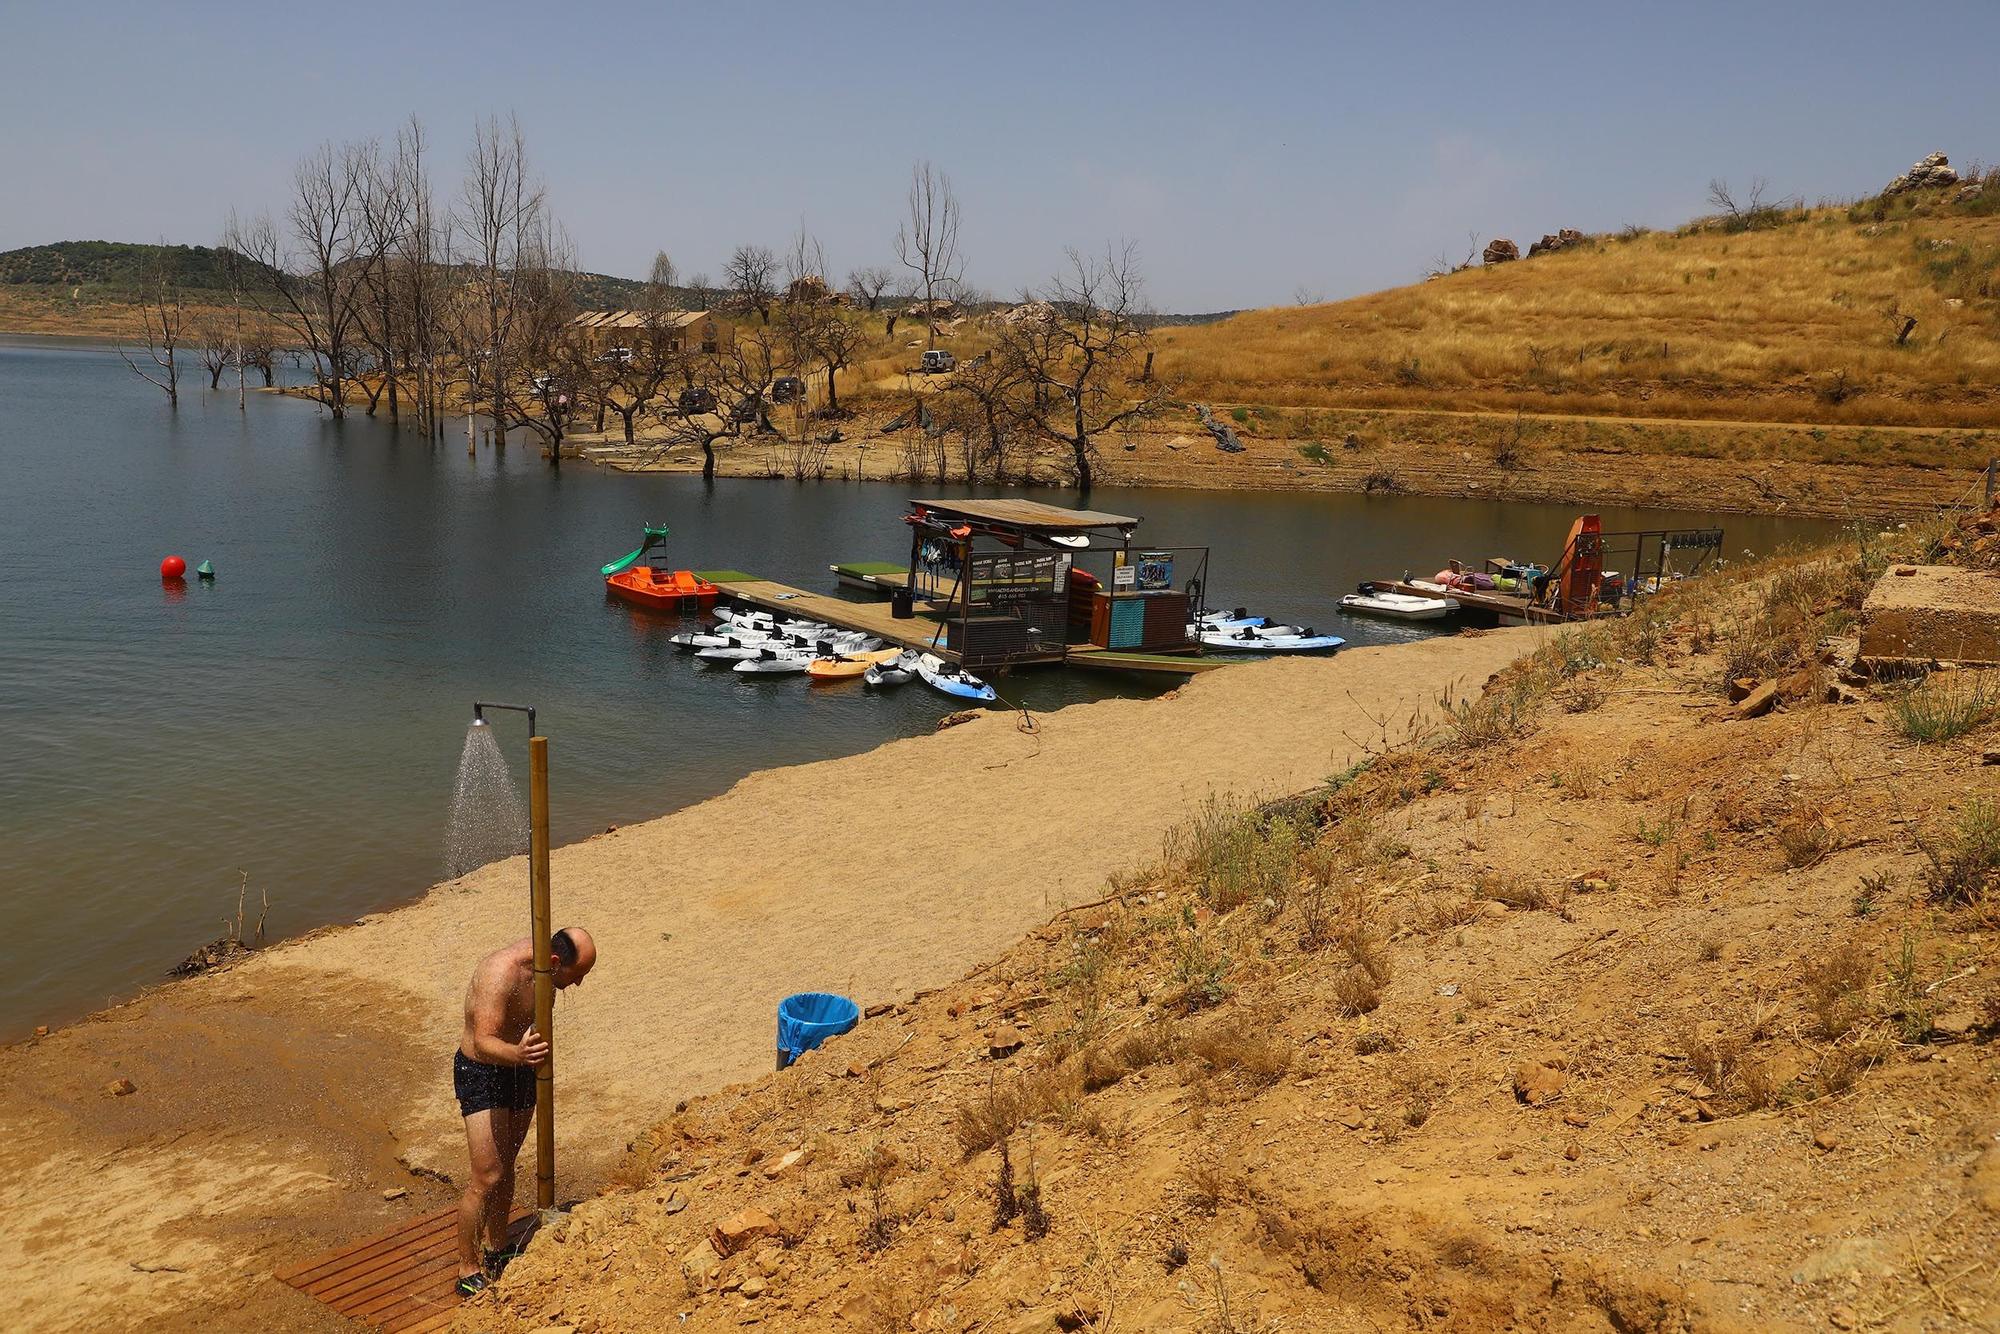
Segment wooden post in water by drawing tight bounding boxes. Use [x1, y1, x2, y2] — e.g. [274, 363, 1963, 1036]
[528, 734, 555, 1210]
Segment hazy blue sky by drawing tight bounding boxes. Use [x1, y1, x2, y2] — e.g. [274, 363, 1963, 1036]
[3, 1, 1995, 311]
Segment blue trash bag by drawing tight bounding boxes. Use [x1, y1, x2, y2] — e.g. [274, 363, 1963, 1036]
[776, 992, 860, 1068]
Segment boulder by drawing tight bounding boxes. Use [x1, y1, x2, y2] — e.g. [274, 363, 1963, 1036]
[1483, 238, 1520, 265]
[1527, 229, 1586, 258]
[1884, 151, 1960, 196]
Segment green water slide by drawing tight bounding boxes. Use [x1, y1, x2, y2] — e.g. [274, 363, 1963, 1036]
[600, 525, 673, 576]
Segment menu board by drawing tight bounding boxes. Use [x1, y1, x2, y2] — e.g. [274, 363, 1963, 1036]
[967, 551, 1071, 603]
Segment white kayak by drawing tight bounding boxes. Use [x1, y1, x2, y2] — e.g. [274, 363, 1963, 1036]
[732, 649, 813, 674]
[1196, 607, 1270, 630]
[915, 653, 997, 702]
[1338, 591, 1458, 621]
[1199, 627, 1346, 653]
[864, 652, 919, 687]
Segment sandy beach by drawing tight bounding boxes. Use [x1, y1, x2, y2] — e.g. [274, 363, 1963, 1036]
[0, 630, 1535, 1331]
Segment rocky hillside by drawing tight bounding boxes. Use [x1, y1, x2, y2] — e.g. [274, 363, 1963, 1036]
[1156, 152, 2000, 431]
[454, 511, 2000, 1332]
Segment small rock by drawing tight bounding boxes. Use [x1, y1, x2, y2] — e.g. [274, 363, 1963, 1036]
[1813, 1128, 1840, 1152]
[1512, 1062, 1567, 1106]
[1483, 238, 1520, 265]
[988, 1025, 1026, 1058]
[1727, 677, 1760, 703]
[381, 1187, 408, 1201]
[1563, 1141, 1582, 1162]
[33, 1025, 48, 1038]
[104, 1077, 137, 1097]
[712, 1206, 779, 1257]
[763, 1148, 810, 1178]
[1335, 1106, 1365, 1130]
[1983, 750, 2000, 766]
[663, 1189, 688, 1215]
[680, 1239, 722, 1291]
[844, 1060, 868, 1078]
[740, 1275, 767, 1299]
[1932, 1007, 1979, 1040]
[1829, 1304, 1857, 1330]
[1562, 1112, 1591, 1128]
[864, 1001, 895, 1019]
[1733, 680, 1779, 719]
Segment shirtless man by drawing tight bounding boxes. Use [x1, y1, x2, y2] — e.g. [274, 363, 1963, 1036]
[453, 926, 597, 1296]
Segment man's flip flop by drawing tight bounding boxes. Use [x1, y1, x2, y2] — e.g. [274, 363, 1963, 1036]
[484, 1246, 523, 1274]
[455, 1272, 491, 1298]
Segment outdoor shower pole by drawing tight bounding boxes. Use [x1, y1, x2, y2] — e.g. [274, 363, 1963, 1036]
[528, 734, 555, 1211]
[471, 700, 555, 1210]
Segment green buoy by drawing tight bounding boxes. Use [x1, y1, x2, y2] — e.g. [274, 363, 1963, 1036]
[196, 560, 215, 580]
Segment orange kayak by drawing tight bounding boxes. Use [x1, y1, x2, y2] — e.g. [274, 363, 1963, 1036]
[606, 566, 719, 612]
[806, 647, 904, 681]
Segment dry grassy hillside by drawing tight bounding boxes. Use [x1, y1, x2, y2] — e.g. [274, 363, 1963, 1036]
[1156, 195, 2000, 429]
[456, 513, 2000, 1332]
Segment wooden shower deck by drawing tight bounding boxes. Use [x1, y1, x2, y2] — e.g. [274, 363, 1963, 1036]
[275, 1206, 535, 1332]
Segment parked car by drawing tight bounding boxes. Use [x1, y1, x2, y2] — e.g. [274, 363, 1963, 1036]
[598, 345, 634, 365]
[920, 348, 956, 374]
[770, 376, 806, 404]
[677, 386, 718, 415]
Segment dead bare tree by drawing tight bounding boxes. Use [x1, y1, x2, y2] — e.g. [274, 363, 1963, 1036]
[234, 140, 386, 418]
[783, 225, 829, 303]
[390, 117, 451, 437]
[487, 221, 583, 467]
[945, 349, 1031, 482]
[119, 245, 185, 407]
[894, 161, 964, 349]
[1004, 243, 1170, 492]
[725, 244, 778, 323]
[847, 265, 896, 311]
[454, 114, 546, 444]
[592, 251, 687, 446]
[193, 314, 235, 390]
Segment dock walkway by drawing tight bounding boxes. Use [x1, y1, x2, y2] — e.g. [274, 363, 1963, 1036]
[696, 571, 963, 661]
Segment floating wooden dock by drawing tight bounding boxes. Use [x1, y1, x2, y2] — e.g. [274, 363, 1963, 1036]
[696, 571, 969, 662]
[830, 561, 959, 601]
[1068, 647, 1229, 675]
[275, 1206, 534, 1332]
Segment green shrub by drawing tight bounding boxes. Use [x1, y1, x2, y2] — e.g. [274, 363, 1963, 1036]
[1889, 673, 1998, 743]
[1921, 799, 2000, 905]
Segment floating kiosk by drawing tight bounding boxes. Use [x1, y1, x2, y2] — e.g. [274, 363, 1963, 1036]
[707, 499, 1222, 676]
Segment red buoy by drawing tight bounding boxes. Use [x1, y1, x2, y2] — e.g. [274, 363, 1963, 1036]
[160, 555, 187, 580]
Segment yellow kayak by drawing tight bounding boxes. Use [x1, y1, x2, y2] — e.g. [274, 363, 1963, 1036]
[807, 647, 905, 681]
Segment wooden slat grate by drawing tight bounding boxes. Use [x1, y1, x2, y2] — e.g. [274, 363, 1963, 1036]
[276, 1206, 535, 1332]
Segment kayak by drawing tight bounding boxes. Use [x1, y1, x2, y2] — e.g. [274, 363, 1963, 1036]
[1338, 591, 1457, 621]
[1196, 607, 1269, 630]
[915, 653, 997, 703]
[1199, 627, 1346, 653]
[807, 647, 906, 681]
[733, 649, 812, 674]
[864, 652, 919, 687]
[1190, 622, 1299, 638]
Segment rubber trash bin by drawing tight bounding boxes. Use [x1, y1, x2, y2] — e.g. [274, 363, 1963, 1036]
[776, 992, 860, 1069]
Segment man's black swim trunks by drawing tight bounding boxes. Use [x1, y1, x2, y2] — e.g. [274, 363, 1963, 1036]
[453, 1049, 537, 1118]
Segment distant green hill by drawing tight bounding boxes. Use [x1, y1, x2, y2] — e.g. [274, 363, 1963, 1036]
[0, 241, 272, 294]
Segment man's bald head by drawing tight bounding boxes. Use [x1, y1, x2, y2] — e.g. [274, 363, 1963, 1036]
[551, 927, 597, 988]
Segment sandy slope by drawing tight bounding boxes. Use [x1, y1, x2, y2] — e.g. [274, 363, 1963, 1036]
[0, 629, 1537, 1331]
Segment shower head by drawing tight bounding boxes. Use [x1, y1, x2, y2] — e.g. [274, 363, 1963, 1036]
[471, 701, 536, 736]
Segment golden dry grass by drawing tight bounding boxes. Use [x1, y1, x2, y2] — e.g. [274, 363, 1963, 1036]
[1154, 205, 2000, 427]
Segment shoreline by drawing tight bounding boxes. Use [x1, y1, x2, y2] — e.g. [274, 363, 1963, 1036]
[0, 628, 1538, 1331]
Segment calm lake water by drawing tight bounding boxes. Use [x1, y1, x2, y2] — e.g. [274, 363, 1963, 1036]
[0, 336, 1836, 1037]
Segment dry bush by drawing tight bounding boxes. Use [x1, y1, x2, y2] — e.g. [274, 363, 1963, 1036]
[953, 1066, 1085, 1158]
[1167, 795, 1307, 912]
[1187, 1016, 1292, 1087]
[1390, 1061, 1444, 1128]
[1678, 1020, 1743, 1093]
[1414, 890, 1483, 934]
[1557, 678, 1607, 713]
[1353, 1023, 1400, 1054]
[1178, 1154, 1238, 1215]
[1777, 805, 1835, 869]
[1332, 967, 1383, 1016]
[1483, 873, 1572, 919]
[1803, 940, 1872, 1040]
[1920, 798, 2000, 905]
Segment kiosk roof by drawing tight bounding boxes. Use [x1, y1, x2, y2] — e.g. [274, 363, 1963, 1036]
[910, 499, 1138, 532]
